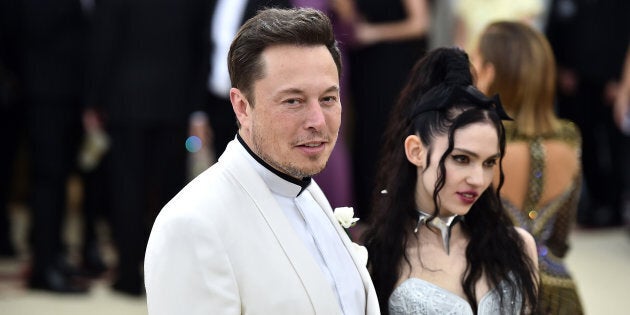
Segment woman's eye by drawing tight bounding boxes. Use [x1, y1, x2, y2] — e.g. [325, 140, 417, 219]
[452, 155, 468, 163]
[484, 159, 498, 167]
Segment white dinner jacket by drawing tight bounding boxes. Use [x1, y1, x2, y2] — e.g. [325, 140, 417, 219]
[145, 140, 380, 315]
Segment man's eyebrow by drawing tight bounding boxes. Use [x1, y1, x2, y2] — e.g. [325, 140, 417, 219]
[276, 85, 339, 96]
[276, 88, 304, 95]
[323, 85, 340, 93]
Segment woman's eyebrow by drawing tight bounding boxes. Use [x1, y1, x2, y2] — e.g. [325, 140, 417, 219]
[452, 148, 500, 159]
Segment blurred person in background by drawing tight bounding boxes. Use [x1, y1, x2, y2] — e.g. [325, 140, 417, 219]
[88, 0, 211, 295]
[18, 0, 90, 293]
[0, 0, 22, 259]
[473, 21, 584, 314]
[614, 44, 630, 224]
[340, 0, 431, 223]
[546, 0, 630, 228]
[76, 107, 110, 277]
[72, 0, 110, 280]
[454, 0, 543, 51]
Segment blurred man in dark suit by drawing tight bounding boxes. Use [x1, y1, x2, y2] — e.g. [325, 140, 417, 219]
[88, 0, 212, 295]
[18, 0, 89, 293]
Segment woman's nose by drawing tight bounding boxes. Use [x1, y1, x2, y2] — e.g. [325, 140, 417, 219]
[466, 166, 485, 186]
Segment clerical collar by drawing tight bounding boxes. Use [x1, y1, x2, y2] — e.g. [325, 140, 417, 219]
[413, 210, 462, 255]
[237, 134, 311, 196]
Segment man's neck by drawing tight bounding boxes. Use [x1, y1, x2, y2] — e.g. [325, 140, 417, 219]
[236, 133, 311, 193]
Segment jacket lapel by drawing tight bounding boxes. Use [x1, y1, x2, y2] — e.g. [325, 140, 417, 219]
[221, 141, 342, 314]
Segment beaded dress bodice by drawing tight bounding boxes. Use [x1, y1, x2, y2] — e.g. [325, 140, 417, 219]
[502, 121, 581, 279]
[389, 278, 522, 315]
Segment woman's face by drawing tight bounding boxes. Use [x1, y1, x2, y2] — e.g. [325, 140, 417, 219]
[416, 121, 500, 217]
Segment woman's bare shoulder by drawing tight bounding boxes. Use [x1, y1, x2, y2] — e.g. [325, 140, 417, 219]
[513, 226, 538, 268]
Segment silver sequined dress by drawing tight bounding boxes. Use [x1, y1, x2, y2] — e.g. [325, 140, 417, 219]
[388, 278, 522, 315]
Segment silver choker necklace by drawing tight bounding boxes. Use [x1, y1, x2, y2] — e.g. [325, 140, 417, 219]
[414, 210, 462, 255]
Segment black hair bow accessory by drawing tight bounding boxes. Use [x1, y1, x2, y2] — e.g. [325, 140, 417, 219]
[411, 85, 513, 121]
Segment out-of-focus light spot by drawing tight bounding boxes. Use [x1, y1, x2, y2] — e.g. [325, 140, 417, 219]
[538, 246, 548, 257]
[528, 210, 538, 220]
[185, 136, 202, 153]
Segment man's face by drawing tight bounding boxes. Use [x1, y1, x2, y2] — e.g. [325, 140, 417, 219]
[236, 44, 341, 178]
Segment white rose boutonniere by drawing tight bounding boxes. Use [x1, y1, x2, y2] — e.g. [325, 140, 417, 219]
[333, 206, 359, 229]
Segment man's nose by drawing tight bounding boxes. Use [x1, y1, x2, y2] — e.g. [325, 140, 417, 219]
[305, 101, 326, 130]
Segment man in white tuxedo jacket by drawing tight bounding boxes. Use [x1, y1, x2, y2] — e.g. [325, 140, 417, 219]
[144, 8, 380, 315]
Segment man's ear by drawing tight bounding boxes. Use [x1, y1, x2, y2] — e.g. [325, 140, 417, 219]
[230, 87, 250, 128]
[404, 135, 425, 168]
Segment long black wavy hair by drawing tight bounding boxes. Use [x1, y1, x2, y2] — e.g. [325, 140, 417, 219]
[362, 47, 538, 314]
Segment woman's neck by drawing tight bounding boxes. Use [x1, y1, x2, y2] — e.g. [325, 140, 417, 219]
[414, 210, 463, 255]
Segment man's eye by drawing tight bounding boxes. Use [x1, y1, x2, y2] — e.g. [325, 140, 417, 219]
[321, 96, 338, 103]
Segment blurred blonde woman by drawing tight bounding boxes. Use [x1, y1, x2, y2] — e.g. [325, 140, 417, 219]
[472, 21, 584, 314]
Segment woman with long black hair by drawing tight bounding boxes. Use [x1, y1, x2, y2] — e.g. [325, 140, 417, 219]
[363, 47, 539, 314]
